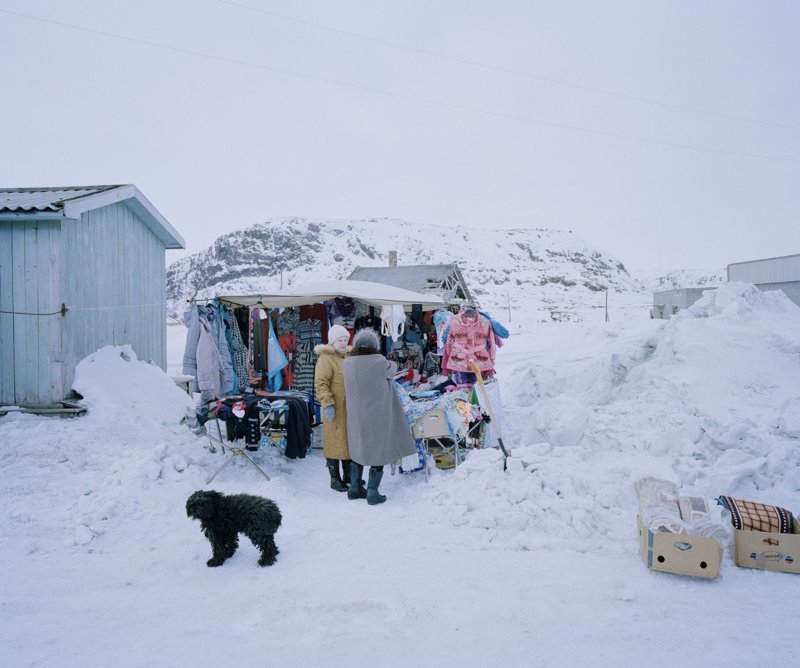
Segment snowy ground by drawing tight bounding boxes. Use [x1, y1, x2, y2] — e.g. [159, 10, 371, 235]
[2, 283, 799, 667]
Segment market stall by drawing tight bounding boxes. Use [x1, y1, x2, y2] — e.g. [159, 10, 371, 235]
[182, 281, 442, 462]
[181, 279, 508, 472]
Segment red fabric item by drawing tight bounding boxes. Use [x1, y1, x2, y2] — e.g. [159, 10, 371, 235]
[278, 334, 297, 388]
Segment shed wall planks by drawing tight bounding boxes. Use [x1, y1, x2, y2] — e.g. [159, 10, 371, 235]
[48, 221, 63, 401]
[2, 200, 170, 405]
[11, 224, 28, 401]
[34, 223, 60, 401]
[60, 202, 167, 395]
[0, 223, 15, 402]
[0, 221, 62, 404]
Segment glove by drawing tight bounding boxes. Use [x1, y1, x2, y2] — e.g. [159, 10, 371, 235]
[323, 405, 335, 422]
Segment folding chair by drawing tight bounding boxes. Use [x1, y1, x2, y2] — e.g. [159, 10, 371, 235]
[258, 401, 290, 455]
[204, 418, 271, 484]
[412, 408, 462, 474]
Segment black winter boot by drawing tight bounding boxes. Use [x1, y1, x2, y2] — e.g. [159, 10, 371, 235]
[347, 462, 367, 500]
[326, 459, 347, 492]
[367, 466, 387, 505]
[342, 459, 364, 488]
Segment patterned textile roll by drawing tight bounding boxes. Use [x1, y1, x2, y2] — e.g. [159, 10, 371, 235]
[718, 496, 794, 533]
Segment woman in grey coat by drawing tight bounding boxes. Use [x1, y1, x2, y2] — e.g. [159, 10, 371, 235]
[343, 328, 417, 505]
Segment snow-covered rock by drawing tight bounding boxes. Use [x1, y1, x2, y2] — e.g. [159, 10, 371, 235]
[165, 217, 647, 326]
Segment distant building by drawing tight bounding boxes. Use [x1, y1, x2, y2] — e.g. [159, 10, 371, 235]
[347, 263, 474, 306]
[651, 287, 714, 319]
[727, 253, 800, 307]
[0, 185, 184, 405]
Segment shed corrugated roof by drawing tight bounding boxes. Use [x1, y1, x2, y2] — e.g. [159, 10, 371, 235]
[348, 264, 454, 292]
[0, 185, 124, 212]
[347, 264, 474, 305]
[0, 185, 184, 249]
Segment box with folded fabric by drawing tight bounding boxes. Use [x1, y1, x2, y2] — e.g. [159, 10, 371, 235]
[397, 385, 486, 444]
[718, 496, 800, 574]
[634, 477, 725, 578]
[396, 385, 487, 471]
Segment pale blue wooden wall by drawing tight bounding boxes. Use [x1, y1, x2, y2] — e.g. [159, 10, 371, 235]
[0, 202, 167, 405]
[60, 202, 167, 397]
[0, 220, 63, 404]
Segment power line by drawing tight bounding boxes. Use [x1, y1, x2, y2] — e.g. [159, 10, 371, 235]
[1, 7, 797, 163]
[218, 0, 799, 132]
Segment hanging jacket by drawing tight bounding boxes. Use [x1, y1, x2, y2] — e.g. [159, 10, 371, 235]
[432, 309, 453, 355]
[442, 311, 496, 373]
[197, 316, 225, 403]
[224, 305, 249, 392]
[183, 304, 235, 395]
[267, 315, 288, 391]
[208, 303, 235, 395]
[478, 310, 510, 339]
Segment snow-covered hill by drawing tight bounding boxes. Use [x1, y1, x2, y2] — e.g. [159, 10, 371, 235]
[634, 267, 727, 293]
[166, 217, 648, 326]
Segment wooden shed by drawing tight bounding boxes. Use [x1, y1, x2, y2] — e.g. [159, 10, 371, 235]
[347, 263, 475, 306]
[0, 185, 184, 406]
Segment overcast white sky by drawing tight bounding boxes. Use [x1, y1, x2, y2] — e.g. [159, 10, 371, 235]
[2, 0, 798, 272]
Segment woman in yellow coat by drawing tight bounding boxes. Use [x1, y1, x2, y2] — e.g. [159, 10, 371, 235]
[314, 324, 352, 492]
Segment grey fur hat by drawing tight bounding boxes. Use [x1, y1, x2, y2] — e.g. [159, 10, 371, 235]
[352, 328, 380, 351]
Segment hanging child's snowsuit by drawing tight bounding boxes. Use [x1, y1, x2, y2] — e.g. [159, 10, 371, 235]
[442, 309, 496, 374]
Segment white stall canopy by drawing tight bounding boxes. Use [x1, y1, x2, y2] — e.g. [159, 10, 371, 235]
[210, 279, 445, 310]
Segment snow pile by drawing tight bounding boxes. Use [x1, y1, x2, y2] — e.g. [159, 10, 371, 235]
[423, 444, 630, 556]
[1, 346, 208, 555]
[72, 344, 195, 427]
[423, 282, 800, 557]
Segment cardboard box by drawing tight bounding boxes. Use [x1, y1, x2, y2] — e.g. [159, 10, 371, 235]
[732, 528, 800, 574]
[412, 409, 451, 439]
[637, 518, 722, 579]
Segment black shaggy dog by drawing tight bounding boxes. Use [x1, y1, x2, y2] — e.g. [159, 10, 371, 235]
[186, 490, 282, 567]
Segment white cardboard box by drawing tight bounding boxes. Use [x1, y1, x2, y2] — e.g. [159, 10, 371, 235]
[637, 518, 722, 579]
[412, 408, 451, 439]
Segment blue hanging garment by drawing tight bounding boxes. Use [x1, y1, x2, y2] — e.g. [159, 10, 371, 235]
[267, 313, 289, 391]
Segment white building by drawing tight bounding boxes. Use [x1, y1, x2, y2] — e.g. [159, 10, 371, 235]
[651, 287, 713, 319]
[727, 254, 800, 307]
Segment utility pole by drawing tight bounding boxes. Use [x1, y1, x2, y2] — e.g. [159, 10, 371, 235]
[507, 292, 511, 322]
[605, 288, 609, 322]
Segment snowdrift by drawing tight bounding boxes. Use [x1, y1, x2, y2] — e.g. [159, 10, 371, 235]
[425, 282, 800, 555]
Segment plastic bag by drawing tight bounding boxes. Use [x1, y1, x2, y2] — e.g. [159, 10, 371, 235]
[634, 476, 680, 517]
